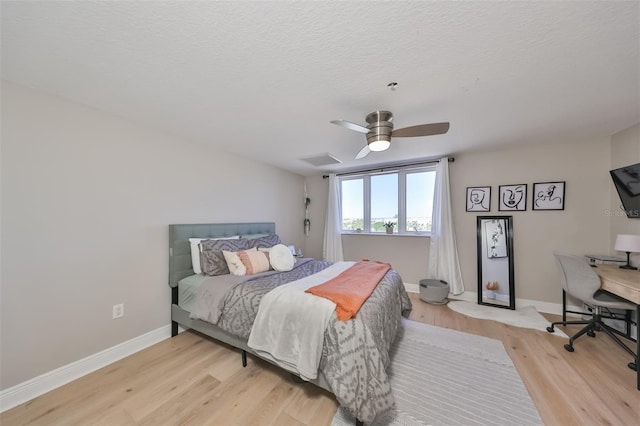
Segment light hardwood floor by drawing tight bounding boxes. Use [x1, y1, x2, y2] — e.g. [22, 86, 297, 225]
[2, 292, 639, 425]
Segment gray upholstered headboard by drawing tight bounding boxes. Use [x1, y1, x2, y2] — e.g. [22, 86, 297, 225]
[168, 222, 276, 287]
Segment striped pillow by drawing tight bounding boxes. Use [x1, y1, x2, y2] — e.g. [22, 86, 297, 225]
[237, 249, 271, 275]
[222, 248, 257, 276]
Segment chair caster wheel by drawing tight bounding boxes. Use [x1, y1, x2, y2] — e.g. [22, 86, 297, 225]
[564, 344, 574, 352]
[546, 326, 554, 333]
[587, 331, 596, 338]
[628, 362, 637, 371]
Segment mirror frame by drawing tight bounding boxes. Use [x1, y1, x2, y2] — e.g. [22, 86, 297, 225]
[476, 215, 515, 310]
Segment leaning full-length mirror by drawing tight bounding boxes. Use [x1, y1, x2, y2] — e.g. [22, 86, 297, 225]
[477, 216, 515, 309]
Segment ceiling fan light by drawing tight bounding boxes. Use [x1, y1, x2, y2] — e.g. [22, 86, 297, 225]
[368, 139, 391, 152]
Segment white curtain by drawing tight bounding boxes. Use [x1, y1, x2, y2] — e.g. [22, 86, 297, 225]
[323, 173, 344, 261]
[428, 157, 464, 295]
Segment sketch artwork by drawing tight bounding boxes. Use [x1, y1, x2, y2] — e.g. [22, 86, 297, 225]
[533, 181, 565, 210]
[466, 186, 491, 212]
[499, 184, 527, 211]
[484, 219, 507, 258]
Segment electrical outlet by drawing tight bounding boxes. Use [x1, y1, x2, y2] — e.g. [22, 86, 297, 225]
[112, 303, 124, 319]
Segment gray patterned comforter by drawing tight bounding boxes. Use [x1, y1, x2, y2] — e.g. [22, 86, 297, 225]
[193, 259, 412, 424]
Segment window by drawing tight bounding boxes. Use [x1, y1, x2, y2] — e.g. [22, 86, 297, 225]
[371, 173, 398, 232]
[341, 178, 364, 231]
[339, 166, 436, 234]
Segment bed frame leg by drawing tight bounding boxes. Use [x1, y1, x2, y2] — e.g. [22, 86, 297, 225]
[171, 287, 179, 338]
[242, 350, 247, 367]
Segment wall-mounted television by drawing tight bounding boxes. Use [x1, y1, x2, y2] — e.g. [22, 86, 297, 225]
[610, 162, 640, 218]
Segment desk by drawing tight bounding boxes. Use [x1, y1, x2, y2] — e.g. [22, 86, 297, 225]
[594, 264, 640, 390]
[595, 264, 640, 304]
[585, 254, 627, 265]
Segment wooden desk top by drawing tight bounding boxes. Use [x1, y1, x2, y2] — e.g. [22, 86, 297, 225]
[594, 264, 640, 304]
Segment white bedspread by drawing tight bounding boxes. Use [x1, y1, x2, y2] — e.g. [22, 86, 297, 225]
[247, 261, 355, 380]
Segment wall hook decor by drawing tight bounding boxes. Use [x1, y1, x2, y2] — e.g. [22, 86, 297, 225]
[304, 183, 311, 237]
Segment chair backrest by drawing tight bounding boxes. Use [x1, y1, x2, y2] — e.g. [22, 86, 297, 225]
[553, 252, 601, 302]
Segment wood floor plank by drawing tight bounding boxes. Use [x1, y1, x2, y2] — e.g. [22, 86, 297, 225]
[272, 411, 306, 426]
[122, 347, 223, 421]
[282, 381, 338, 425]
[83, 407, 137, 426]
[510, 330, 607, 425]
[72, 335, 224, 425]
[2, 292, 638, 425]
[241, 380, 298, 425]
[138, 375, 222, 426]
[201, 361, 284, 425]
[205, 344, 246, 382]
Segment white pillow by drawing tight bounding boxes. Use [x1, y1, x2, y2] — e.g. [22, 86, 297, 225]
[269, 244, 295, 272]
[189, 236, 240, 274]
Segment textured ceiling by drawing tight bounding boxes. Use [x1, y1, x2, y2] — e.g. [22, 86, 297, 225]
[2, 1, 638, 176]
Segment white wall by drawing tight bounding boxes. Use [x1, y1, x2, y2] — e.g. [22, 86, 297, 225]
[342, 235, 430, 285]
[302, 175, 327, 261]
[0, 81, 305, 389]
[452, 139, 612, 303]
[306, 138, 615, 304]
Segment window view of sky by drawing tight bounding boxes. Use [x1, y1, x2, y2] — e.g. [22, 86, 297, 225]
[342, 179, 363, 218]
[371, 173, 398, 219]
[341, 171, 436, 232]
[407, 172, 435, 220]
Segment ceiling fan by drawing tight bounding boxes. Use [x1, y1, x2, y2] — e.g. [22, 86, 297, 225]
[330, 110, 450, 159]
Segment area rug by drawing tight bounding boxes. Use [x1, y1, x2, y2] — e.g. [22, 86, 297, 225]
[331, 319, 543, 426]
[447, 301, 569, 339]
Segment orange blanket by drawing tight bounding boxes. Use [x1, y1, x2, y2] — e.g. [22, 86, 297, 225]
[305, 260, 391, 321]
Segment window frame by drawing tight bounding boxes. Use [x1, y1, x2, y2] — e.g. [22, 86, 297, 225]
[338, 165, 436, 236]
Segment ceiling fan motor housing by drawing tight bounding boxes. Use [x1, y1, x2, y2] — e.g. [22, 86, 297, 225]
[366, 110, 393, 150]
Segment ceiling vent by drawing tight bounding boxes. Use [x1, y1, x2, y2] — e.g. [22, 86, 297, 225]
[300, 153, 342, 167]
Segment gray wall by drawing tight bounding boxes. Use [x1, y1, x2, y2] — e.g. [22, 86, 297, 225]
[0, 81, 305, 389]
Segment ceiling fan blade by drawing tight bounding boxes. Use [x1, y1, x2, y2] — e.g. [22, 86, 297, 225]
[392, 122, 450, 138]
[355, 145, 371, 159]
[330, 120, 369, 134]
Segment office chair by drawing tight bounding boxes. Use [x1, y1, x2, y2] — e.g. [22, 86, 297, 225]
[547, 252, 637, 371]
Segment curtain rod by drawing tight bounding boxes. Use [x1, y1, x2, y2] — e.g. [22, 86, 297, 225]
[322, 156, 454, 179]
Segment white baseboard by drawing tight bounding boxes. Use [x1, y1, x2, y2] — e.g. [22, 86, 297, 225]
[0, 325, 172, 413]
[405, 283, 581, 316]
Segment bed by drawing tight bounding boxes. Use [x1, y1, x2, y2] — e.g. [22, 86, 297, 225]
[169, 222, 412, 424]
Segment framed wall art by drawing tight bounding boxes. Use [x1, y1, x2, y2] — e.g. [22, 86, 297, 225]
[498, 184, 527, 211]
[532, 181, 565, 210]
[466, 186, 491, 212]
